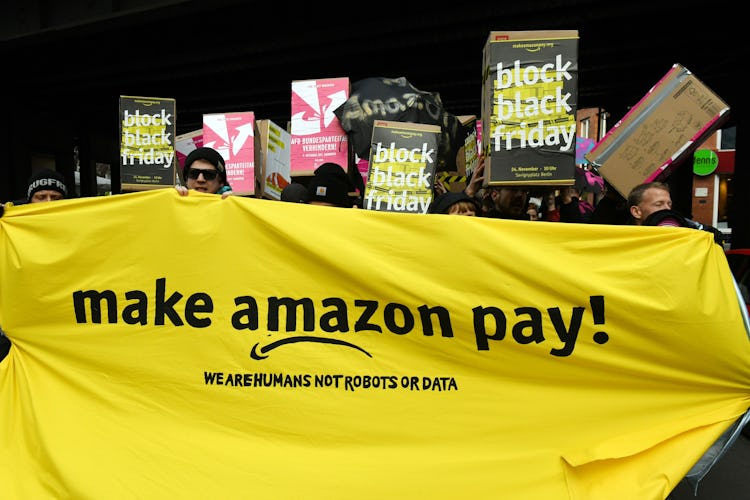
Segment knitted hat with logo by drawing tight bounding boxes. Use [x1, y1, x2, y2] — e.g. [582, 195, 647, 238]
[27, 169, 67, 202]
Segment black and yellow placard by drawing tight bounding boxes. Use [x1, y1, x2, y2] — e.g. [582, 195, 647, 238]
[481, 30, 578, 186]
[119, 95, 177, 191]
[364, 120, 441, 214]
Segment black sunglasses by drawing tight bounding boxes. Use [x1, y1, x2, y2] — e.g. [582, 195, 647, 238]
[187, 168, 219, 181]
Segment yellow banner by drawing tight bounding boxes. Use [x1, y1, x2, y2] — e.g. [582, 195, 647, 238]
[1, 189, 748, 499]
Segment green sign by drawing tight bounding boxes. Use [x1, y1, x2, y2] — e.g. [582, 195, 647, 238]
[693, 149, 718, 176]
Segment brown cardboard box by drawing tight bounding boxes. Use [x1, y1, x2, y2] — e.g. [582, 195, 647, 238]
[586, 63, 730, 199]
[203, 111, 256, 196]
[436, 115, 477, 193]
[255, 119, 292, 200]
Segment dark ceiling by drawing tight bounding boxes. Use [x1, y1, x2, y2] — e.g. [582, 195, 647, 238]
[2, 0, 741, 135]
[1, 0, 745, 236]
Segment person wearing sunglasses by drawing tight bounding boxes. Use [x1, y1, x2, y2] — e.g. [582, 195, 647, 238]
[176, 147, 233, 198]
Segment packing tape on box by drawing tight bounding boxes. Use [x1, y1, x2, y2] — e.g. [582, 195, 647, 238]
[437, 172, 467, 188]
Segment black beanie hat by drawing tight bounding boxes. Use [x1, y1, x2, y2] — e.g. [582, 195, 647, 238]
[27, 169, 68, 202]
[280, 182, 309, 203]
[307, 163, 355, 208]
[428, 191, 480, 214]
[182, 147, 227, 184]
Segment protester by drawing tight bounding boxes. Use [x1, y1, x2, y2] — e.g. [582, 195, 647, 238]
[626, 180, 726, 244]
[428, 191, 480, 216]
[306, 163, 357, 208]
[462, 155, 529, 220]
[280, 182, 309, 203]
[482, 185, 529, 220]
[478, 194, 494, 218]
[27, 169, 68, 203]
[526, 202, 540, 221]
[175, 147, 232, 198]
[542, 191, 560, 221]
[556, 186, 592, 223]
[627, 181, 681, 226]
[590, 181, 629, 225]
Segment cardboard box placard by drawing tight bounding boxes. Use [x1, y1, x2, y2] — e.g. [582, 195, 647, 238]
[586, 63, 730, 199]
[255, 119, 292, 201]
[363, 120, 440, 214]
[290, 77, 350, 175]
[203, 111, 255, 196]
[432, 115, 477, 194]
[481, 30, 578, 187]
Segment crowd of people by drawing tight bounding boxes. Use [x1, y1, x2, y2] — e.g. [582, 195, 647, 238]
[425, 155, 694, 231]
[1, 146, 722, 230]
[153, 144, 623, 221]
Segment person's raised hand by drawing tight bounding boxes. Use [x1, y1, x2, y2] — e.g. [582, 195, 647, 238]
[434, 178, 447, 195]
[465, 155, 485, 198]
